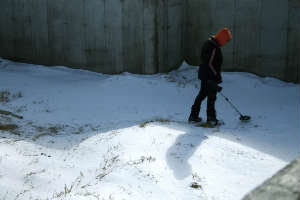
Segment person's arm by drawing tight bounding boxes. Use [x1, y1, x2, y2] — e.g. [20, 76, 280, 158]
[207, 80, 222, 92]
[209, 48, 217, 76]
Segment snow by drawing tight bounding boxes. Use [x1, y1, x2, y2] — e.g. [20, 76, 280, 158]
[0, 58, 299, 200]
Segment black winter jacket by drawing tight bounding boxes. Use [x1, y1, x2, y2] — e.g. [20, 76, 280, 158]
[198, 37, 223, 83]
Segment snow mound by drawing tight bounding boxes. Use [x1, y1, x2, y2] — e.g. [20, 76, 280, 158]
[0, 59, 299, 200]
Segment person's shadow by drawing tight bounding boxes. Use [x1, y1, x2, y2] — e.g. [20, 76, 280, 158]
[166, 125, 209, 180]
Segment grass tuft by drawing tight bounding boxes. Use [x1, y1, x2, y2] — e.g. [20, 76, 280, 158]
[139, 118, 171, 128]
[0, 90, 10, 102]
[0, 89, 23, 103]
[190, 182, 202, 189]
[0, 124, 19, 131]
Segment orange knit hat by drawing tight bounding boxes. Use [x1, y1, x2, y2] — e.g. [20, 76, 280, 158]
[214, 28, 232, 46]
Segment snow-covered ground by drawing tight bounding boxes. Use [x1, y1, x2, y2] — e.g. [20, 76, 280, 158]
[0, 58, 299, 200]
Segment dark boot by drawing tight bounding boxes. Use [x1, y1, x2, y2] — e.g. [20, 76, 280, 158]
[206, 116, 219, 126]
[188, 106, 202, 123]
[207, 115, 224, 126]
[188, 115, 202, 123]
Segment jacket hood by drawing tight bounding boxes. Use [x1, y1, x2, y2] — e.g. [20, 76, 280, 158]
[214, 28, 232, 46]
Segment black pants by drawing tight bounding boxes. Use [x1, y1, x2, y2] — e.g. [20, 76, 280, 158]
[190, 80, 217, 119]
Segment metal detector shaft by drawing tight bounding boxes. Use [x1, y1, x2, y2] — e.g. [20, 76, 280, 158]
[219, 92, 243, 116]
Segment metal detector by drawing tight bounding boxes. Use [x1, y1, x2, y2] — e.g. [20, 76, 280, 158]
[219, 92, 251, 121]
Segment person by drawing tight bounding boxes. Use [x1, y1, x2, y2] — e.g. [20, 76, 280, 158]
[188, 28, 232, 125]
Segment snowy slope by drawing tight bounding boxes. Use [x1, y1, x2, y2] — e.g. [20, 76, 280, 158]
[0, 58, 299, 200]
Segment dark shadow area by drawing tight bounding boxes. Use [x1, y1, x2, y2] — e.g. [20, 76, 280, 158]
[0, 116, 159, 151]
[0, 113, 299, 163]
[164, 119, 300, 180]
[0, 61, 299, 165]
[165, 123, 208, 180]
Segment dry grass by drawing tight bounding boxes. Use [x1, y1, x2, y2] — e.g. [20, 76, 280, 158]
[32, 125, 64, 141]
[195, 122, 215, 128]
[190, 182, 202, 189]
[0, 124, 19, 131]
[0, 89, 23, 103]
[139, 118, 171, 128]
[0, 123, 20, 135]
[32, 133, 50, 141]
[0, 90, 10, 102]
[128, 156, 156, 165]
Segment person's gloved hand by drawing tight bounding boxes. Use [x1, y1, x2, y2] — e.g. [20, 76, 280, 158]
[216, 73, 222, 84]
[207, 80, 222, 93]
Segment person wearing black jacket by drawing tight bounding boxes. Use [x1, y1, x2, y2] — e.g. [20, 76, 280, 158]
[188, 28, 232, 125]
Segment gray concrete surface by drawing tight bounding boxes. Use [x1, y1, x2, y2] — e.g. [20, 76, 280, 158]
[0, 0, 184, 74]
[0, 0, 299, 82]
[184, 0, 300, 82]
[243, 156, 300, 200]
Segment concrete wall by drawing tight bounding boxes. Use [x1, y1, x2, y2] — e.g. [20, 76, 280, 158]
[0, 0, 184, 74]
[0, 0, 299, 82]
[243, 156, 300, 200]
[184, 0, 300, 83]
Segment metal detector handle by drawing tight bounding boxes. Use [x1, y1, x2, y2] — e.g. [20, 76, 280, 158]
[219, 92, 243, 116]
